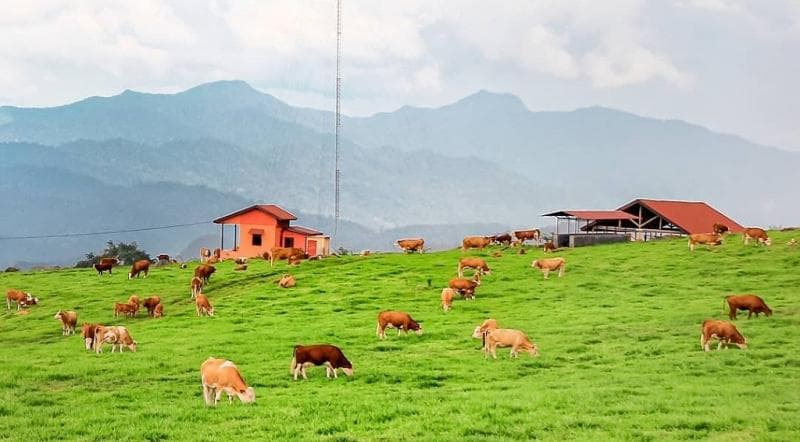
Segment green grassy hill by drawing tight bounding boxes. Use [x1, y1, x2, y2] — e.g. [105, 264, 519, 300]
[1, 233, 799, 440]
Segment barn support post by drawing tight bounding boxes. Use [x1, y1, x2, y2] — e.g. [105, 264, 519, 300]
[234, 225, 238, 251]
[220, 224, 224, 250]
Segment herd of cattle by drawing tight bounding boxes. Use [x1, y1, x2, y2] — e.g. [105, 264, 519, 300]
[3, 223, 785, 406]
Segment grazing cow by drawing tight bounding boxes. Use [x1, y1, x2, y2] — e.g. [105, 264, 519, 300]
[462, 236, 492, 252]
[448, 274, 481, 299]
[688, 233, 722, 251]
[514, 229, 540, 244]
[491, 233, 513, 246]
[94, 263, 113, 276]
[700, 319, 747, 351]
[94, 325, 137, 353]
[482, 328, 540, 359]
[743, 227, 772, 246]
[128, 259, 150, 279]
[290, 344, 353, 380]
[276, 274, 296, 288]
[54, 310, 77, 336]
[194, 264, 216, 284]
[531, 257, 566, 279]
[127, 295, 140, 315]
[724, 295, 772, 320]
[190, 276, 204, 299]
[200, 358, 256, 406]
[99, 257, 119, 266]
[265, 247, 306, 266]
[396, 238, 424, 253]
[6, 289, 37, 311]
[441, 288, 456, 312]
[113, 303, 136, 318]
[713, 223, 729, 235]
[142, 296, 161, 317]
[81, 323, 101, 351]
[376, 311, 423, 339]
[472, 319, 499, 339]
[457, 257, 491, 277]
[195, 294, 214, 317]
[153, 303, 163, 318]
[542, 240, 557, 253]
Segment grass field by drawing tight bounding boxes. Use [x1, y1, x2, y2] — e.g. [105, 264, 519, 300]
[1, 232, 799, 441]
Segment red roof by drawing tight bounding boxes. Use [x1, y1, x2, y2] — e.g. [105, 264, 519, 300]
[213, 204, 297, 224]
[286, 225, 323, 236]
[620, 199, 744, 234]
[542, 210, 638, 221]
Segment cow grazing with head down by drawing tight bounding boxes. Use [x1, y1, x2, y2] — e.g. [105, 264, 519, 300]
[200, 358, 256, 406]
[276, 274, 296, 288]
[688, 233, 722, 251]
[724, 295, 772, 320]
[743, 227, 772, 246]
[441, 288, 456, 312]
[94, 325, 137, 353]
[376, 311, 422, 339]
[701, 320, 747, 351]
[531, 257, 566, 279]
[54, 310, 78, 336]
[94, 263, 113, 276]
[114, 303, 136, 318]
[190, 276, 203, 299]
[6, 289, 37, 311]
[481, 328, 540, 359]
[290, 344, 353, 380]
[462, 236, 492, 252]
[127, 295, 140, 315]
[194, 264, 216, 284]
[396, 238, 424, 253]
[195, 294, 214, 317]
[142, 296, 161, 317]
[153, 303, 163, 318]
[448, 274, 481, 299]
[128, 260, 150, 279]
[265, 247, 306, 267]
[712, 223, 729, 235]
[81, 323, 101, 350]
[457, 257, 491, 278]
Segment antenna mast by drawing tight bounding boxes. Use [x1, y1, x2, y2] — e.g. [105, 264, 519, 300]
[334, 0, 342, 234]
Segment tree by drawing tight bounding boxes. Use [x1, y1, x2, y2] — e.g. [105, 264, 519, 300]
[74, 241, 151, 268]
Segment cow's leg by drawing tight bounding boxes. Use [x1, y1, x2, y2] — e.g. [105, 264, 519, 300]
[558, 265, 565, 277]
[301, 366, 308, 380]
[716, 340, 723, 351]
[293, 365, 301, 381]
[491, 344, 498, 359]
[543, 269, 549, 279]
[748, 310, 753, 319]
[214, 389, 222, 405]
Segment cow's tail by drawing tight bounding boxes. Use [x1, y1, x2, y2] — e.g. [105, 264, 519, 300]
[290, 346, 299, 374]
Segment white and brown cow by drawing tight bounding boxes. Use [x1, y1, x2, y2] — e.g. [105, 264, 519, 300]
[700, 319, 747, 351]
[376, 311, 422, 339]
[54, 310, 78, 336]
[481, 328, 540, 359]
[6, 289, 37, 311]
[94, 325, 137, 353]
[531, 257, 566, 279]
[396, 238, 425, 253]
[290, 344, 354, 380]
[441, 288, 456, 312]
[457, 257, 491, 278]
[688, 233, 722, 251]
[743, 227, 772, 246]
[200, 357, 256, 406]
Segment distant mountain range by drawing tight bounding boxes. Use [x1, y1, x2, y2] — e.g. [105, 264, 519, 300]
[1, 80, 797, 267]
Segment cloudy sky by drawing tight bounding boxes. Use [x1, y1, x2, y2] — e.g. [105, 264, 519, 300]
[1, 0, 799, 150]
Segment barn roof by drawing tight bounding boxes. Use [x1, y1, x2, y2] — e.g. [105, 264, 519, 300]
[619, 199, 744, 234]
[213, 204, 297, 224]
[542, 210, 638, 221]
[286, 226, 323, 236]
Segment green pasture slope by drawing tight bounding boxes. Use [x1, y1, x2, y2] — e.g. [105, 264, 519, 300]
[1, 233, 799, 441]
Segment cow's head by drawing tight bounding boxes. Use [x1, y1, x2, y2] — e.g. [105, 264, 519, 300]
[471, 326, 484, 339]
[340, 366, 354, 377]
[531, 260, 540, 269]
[53, 310, 63, 320]
[409, 320, 423, 335]
[761, 237, 772, 246]
[128, 341, 138, 352]
[529, 344, 541, 357]
[238, 387, 256, 404]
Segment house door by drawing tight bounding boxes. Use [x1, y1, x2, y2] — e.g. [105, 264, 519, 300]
[307, 240, 317, 256]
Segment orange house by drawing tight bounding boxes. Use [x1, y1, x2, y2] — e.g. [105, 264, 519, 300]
[212, 204, 330, 259]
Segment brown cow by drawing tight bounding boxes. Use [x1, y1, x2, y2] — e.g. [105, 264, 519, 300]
[213, 248, 221, 260]
[196, 294, 215, 317]
[6, 289, 37, 311]
[482, 328, 540, 359]
[396, 238, 424, 253]
[542, 241, 557, 253]
[190, 276, 204, 299]
[448, 274, 481, 299]
[276, 274, 296, 288]
[201, 358, 256, 405]
[54, 310, 78, 336]
[462, 236, 492, 252]
[265, 247, 306, 266]
[688, 233, 722, 251]
[712, 223, 729, 235]
[194, 264, 216, 284]
[441, 288, 456, 312]
[94, 263, 113, 276]
[514, 229, 540, 244]
[127, 295, 140, 315]
[457, 257, 491, 278]
[94, 325, 137, 353]
[724, 295, 772, 320]
[701, 319, 747, 351]
[531, 257, 566, 279]
[99, 257, 119, 266]
[153, 303, 163, 318]
[114, 303, 136, 318]
[128, 259, 150, 279]
[143, 296, 161, 317]
[491, 233, 513, 246]
[376, 311, 423, 339]
[81, 323, 101, 351]
[290, 344, 354, 380]
[743, 227, 772, 246]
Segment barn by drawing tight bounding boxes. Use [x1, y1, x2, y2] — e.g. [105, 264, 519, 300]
[212, 204, 330, 259]
[543, 198, 744, 247]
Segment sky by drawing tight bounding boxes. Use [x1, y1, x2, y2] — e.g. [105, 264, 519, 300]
[1, 0, 799, 151]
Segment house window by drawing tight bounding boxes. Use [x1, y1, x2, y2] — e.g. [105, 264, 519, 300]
[252, 234, 262, 246]
[284, 237, 294, 248]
